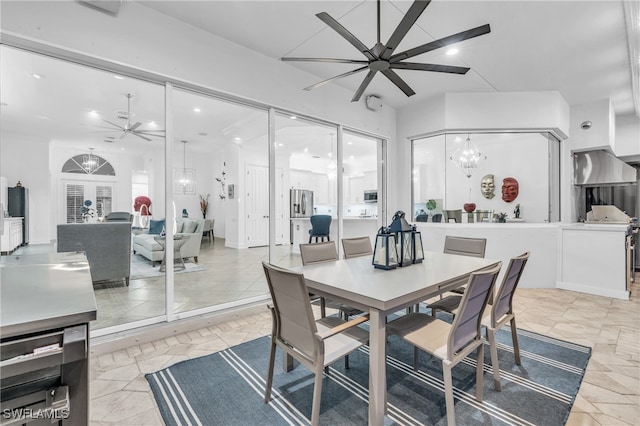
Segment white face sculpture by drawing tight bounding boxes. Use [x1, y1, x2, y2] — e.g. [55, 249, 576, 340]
[481, 174, 495, 199]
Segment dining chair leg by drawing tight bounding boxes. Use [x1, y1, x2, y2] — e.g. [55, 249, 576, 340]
[486, 327, 502, 391]
[510, 317, 522, 365]
[319, 297, 327, 318]
[475, 343, 484, 401]
[264, 340, 277, 402]
[311, 364, 324, 426]
[442, 361, 456, 426]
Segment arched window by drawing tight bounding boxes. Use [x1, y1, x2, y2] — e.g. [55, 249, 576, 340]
[61, 152, 115, 176]
[61, 153, 116, 222]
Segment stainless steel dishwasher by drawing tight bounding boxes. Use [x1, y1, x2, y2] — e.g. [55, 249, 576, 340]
[1, 252, 96, 425]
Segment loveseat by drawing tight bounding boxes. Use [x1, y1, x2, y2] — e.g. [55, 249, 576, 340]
[57, 222, 132, 286]
[132, 218, 205, 265]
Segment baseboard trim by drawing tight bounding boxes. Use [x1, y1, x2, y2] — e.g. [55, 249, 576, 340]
[90, 301, 269, 356]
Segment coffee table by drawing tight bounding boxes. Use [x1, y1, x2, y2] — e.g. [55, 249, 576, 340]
[153, 234, 187, 271]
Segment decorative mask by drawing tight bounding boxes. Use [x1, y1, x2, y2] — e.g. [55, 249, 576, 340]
[501, 177, 519, 203]
[480, 174, 495, 199]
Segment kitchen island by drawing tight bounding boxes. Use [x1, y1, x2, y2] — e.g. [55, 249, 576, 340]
[415, 221, 630, 300]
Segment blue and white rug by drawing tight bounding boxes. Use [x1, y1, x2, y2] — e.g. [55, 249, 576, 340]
[147, 318, 591, 425]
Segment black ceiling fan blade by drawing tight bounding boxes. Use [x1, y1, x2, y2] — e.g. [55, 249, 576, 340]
[351, 70, 378, 102]
[391, 62, 470, 74]
[304, 66, 369, 91]
[389, 24, 491, 63]
[381, 69, 416, 97]
[380, 0, 431, 60]
[316, 12, 377, 61]
[282, 57, 369, 64]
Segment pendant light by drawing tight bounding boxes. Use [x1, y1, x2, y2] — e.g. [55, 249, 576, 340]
[449, 134, 485, 178]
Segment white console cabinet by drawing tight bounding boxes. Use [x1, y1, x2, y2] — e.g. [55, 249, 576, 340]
[1, 217, 23, 254]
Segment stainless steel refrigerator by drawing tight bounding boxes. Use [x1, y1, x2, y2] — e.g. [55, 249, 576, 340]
[290, 189, 313, 218]
[8, 186, 28, 245]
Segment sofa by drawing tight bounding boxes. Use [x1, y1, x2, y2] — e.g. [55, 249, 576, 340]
[57, 222, 132, 286]
[132, 218, 205, 265]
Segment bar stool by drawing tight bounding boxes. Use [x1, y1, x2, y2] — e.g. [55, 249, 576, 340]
[308, 215, 331, 243]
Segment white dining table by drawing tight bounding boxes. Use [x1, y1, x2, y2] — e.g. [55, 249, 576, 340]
[290, 251, 501, 426]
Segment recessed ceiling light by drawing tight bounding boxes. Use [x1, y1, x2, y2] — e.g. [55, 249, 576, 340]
[290, 115, 297, 120]
[114, 75, 124, 80]
[446, 48, 458, 55]
[89, 110, 98, 116]
[303, 148, 309, 152]
[233, 137, 241, 141]
[278, 143, 284, 147]
[328, 152, 332, 157]
[148, 121, 157, 126]
[350, 155, 354, 159]
[347, 141, 353, 145]
[194, 107, 201, 113]
[31, 73, 41, 79]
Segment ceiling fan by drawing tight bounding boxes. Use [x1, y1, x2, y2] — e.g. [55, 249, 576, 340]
[282, 0, 491, 102]
[93, 93, 164, 141]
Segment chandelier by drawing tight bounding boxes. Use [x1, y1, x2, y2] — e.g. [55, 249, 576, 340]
[449, 135, 485, 178]
[82, 148, 99, 174]
[178, 140, 190, 193]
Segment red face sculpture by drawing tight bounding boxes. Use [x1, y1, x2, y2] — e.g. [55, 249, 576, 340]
[134, 196, 152, 215]
[501, 177, 519, 203]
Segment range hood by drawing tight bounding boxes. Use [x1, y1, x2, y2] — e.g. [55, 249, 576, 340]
[573, 150, 637, 186]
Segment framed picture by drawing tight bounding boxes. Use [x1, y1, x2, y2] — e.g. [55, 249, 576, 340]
[173, 169, 196, 194]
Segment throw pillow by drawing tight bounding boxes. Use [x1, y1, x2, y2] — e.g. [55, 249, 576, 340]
[182, 219, 198, 234]
[148, 219, 165, 235]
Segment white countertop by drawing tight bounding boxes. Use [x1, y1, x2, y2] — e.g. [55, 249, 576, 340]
[290, 217, 378, 221]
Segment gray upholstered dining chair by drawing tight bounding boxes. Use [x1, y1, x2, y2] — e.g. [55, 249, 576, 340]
[262, 261, 369, 426]
[442, 235, 487, 295]
[299, 241, 338, 265]
[341, 236, 373, 259]
[299, 241, 362, 318]
[387, 263, 502, 426]
[429, 252, 530, 391]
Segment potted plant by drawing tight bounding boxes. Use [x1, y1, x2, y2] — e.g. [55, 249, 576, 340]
[496, 212, 508, 223]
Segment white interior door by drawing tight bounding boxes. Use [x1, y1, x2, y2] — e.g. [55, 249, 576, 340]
[275, 168, 288, 245]
[246, 164, 269, 247]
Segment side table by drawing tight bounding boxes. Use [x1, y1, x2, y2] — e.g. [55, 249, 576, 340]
[153, 234, 187, 272]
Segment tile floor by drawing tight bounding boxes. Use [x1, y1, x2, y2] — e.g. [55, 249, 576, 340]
[89, 274, 640, 425]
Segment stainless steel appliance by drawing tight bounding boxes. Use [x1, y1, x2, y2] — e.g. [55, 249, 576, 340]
[290, 189, 313, 218]
[364, 190, 378, 203]
[8, 186, 28, 245]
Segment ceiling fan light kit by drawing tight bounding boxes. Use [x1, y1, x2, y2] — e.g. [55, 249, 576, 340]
[282, 0, 490, 102]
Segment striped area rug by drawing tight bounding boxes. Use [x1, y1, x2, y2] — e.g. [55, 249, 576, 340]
[146, 318, 591, 426]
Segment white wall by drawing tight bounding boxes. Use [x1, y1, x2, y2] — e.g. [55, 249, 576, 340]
[567, 99, 615, 153]
[0, 132, 51, 244]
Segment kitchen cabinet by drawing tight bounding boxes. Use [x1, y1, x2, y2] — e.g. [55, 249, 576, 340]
[1, 218, 23, 254]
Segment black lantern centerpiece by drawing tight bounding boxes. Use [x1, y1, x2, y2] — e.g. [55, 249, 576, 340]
[389, 210, 424, 267]
[372, 226, 399, 270]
